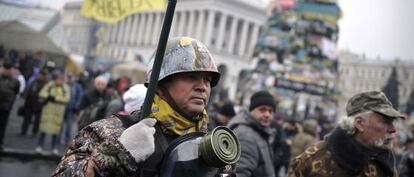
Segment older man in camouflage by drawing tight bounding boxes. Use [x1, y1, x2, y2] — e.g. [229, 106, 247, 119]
[288, 91, 404, 177]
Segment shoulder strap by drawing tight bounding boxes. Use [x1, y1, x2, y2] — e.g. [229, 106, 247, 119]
[155, 125, 169, 153]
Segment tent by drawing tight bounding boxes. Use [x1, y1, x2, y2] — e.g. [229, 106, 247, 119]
[110, 61, 147, 84]
[0, 3, 69, 55]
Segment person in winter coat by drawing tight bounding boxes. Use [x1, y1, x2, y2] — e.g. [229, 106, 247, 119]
[36, 72, 70, 154]
[60, 74, 83, 144]
[103, 80, 124, 117]
[287, 91, 405, 177]
[228, 90, 276, 177]
[399, 137, 414, 177]
[208, 101, 236, 130]
[20, 70, 48, 136]
[289, 119, 318, 161]
[52, 37, 221, 177]
[0, 62, 20, 149]
[77, 76, 112, 129]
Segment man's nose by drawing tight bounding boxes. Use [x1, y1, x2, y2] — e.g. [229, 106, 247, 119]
[388, 123, 396, 134]
[195, 79, 208, 92]
[264, 110, 272, 118]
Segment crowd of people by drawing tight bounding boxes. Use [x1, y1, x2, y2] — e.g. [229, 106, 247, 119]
[1, 38, 414, 177]
[0, 46, 141, 155]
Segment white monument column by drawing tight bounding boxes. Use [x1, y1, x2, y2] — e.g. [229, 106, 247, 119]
[216, 13, 227, 51]
[247, 24, 260, 58]
[186, 11, 195, 37]
[144, 13, 154, 45]
[204, 10, 216, 46]
[111, 23, 118, 43]
[136, 14, 146, 44]
[104, 24, 111, 43]
[237, 20, 249, 56]
[109, 24, 118, 43]
[177, 11, 187, 37]
[227, 17, 238, 54]
[129, 14, 139, 44]
[152, 12, 162, 45]
[170, 11, 179, 37]
[195, 10, 205, 40]
[123, 16, 133, 44]
[117, 20, 126, 44]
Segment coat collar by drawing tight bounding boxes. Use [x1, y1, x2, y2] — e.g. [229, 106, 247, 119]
[325, 127, 396, 176]
[228, 110, 273, 138]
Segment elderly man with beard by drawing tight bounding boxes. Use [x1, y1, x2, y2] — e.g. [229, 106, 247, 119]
[287, 91, 404, 177]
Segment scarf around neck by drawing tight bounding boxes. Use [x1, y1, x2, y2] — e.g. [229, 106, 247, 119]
[326, 127, 396, 176]
[149, 94, 208, 136]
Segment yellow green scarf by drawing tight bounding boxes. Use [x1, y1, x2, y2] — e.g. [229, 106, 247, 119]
[150, 95, 209, 136]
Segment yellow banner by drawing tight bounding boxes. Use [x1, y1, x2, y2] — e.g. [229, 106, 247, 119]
[81, 0, 167, 24]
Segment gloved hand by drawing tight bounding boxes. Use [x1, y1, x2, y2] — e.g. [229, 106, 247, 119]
[119, 118, 157, 163]
[47, 96, 55, 102]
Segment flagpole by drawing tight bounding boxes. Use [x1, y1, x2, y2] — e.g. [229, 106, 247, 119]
[141, 0, 177, 118]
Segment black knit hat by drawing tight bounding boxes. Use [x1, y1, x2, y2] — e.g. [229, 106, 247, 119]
[218, 101, 236, 117]
[3, 61, 13, 69]
[249, 90, 275, 111]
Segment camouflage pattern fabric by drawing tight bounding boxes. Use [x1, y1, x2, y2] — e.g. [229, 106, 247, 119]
[346, 91, 404, 119]
[52, 116, 138, 177]
[287, 141, 396, 177]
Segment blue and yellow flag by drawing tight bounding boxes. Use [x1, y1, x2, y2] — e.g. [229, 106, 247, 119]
[81, 0, 167, 24]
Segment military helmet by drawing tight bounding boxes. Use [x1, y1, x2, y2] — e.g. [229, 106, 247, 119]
[146, 37, 221, 87]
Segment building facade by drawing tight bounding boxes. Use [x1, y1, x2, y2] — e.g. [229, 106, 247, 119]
[94, 0, 268, 99]
[62, 1, 96, 56]
[338, 51, 414, 117]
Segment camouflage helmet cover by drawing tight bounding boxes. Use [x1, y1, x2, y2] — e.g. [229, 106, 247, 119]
[146, 37, 221, 87]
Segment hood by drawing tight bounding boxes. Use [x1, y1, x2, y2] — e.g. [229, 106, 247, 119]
[227, 109, 273, 137]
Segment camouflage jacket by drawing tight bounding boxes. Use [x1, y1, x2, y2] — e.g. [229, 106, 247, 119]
[287, 127, 398, 177]
[52, 116, 138, 177]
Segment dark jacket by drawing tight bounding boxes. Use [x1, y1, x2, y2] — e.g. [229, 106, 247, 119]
[0, 75, 20, 111]
[399, 150, 414, 177]
[79, 89, 111, 110]
[23, 78, 47, 111]
[228, 110, 276, 177]
[287, 127, 398, 177]
[52, 116, 138, 177]
[66, 81, 83, 111]
[52, 111, 181, 177]
[79, 89, 111, 119]
[207, 112, 221, 130]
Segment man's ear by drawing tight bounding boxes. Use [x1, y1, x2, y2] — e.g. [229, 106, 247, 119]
[155, 86, 168, 101]
[354, 117, 365, 132]
[155, 87, 163, 96]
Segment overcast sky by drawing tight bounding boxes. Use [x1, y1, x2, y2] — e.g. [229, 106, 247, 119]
[338, 0, 414, 60]
[7, 0, 414, 60]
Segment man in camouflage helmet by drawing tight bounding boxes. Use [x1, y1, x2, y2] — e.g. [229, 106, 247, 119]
[52, 37, 220, 177]
[287, 91, 405, 177]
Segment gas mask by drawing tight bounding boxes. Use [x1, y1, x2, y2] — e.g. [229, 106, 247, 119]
[160, 126, 240, 177]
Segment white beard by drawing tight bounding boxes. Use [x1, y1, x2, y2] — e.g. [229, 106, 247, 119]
[374, 135, 393, 149]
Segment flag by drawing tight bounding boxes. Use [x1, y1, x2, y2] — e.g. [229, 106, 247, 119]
[81, 0, 167, 24]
